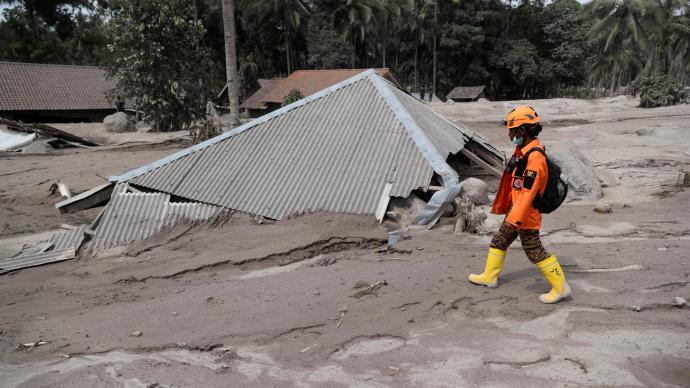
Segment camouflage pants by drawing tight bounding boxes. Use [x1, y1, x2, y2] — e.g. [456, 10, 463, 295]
[490, 221, 550, 264]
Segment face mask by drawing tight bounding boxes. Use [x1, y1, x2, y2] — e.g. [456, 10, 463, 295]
[512, 136, 524, 146]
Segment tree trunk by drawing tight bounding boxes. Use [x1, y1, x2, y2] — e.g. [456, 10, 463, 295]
[414, 43, 419, 93]
[221, 0, 240, 126]
[285, 6, 292, 75]
[351, 31, 356, 68]
[382, 25, 387, 68]
[432, 0, 437, 99]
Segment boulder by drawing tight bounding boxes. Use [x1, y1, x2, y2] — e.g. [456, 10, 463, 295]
[459, 177, 490, 206]
[593, 202, 613, 214]
[595, 167, 620, 188]
[547, 140, 602, 200]
[104, 112, 136, 133]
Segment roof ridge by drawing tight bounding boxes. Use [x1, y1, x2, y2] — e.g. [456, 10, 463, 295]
[0, 61, 106, 70]
[367, 75, 459, 188]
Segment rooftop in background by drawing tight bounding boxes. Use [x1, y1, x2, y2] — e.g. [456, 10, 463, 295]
[238, 78, 284, 110]
[260, 68, 403, 104]
[0, 62, 116, 112]
[446, 86, 486, 101]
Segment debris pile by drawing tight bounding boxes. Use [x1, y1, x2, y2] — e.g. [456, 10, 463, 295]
[0, 118, 98, 152]
[0, 224, 88, 274]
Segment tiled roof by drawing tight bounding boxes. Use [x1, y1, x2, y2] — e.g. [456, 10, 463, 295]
[0, 62, 117, 111]
[239, 78, 283, 110]
[261, 68, 400, 104]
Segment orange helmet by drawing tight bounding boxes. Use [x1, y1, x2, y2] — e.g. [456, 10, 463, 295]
[502, 105, 540, 129]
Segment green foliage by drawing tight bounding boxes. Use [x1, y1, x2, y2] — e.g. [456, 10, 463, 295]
[3, 0, 686, 104]
[586, 0, 690, 91]
[106, 0, 216, 132]
[629, 74, 687, 108]
[282, 89, 304, 106]
[542, 0, 589, 87]
[0, 0, 109, 65]
[306, 6, 352, 69]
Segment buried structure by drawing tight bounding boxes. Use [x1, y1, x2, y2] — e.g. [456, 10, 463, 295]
[72, 70, 505, 253]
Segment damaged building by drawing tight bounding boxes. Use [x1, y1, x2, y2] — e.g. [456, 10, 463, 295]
[1, 69, 505, 270]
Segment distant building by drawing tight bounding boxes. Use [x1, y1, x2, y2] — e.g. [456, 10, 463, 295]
[229, 68, 403, 118]
[0, 62, 118, 123]
[446, 86, 486, 102]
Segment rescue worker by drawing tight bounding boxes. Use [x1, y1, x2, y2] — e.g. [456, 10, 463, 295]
[468, 105, 571, 304]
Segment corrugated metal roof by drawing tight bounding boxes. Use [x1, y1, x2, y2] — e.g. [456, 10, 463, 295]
[89, 189, 221, 251]
[163, 202, 220, 227]
[89, 192, 170, 251]
[124, 74, 434, 220]
[111, 70, 500, 221]
[0, 248, 75, 274]
[0, 225, 87, 274]
[0, 62, 117, 111]
[388, 85, 468, 159]
[51, 224, 88, 250]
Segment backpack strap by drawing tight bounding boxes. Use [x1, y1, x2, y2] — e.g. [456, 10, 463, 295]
[516, 147, 545, 176]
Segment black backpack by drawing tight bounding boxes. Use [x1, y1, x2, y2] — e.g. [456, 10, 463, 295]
[519, 147, 568, 214]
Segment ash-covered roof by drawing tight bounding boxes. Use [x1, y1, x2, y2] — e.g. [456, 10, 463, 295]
[111, 70, 501, 221]
[0, 62, 116, 111]
[446, 86, 486, 100]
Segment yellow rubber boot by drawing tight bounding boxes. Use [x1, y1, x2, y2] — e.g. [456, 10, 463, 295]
[536, 255, 571, 304]
[468, 248, 506, 288]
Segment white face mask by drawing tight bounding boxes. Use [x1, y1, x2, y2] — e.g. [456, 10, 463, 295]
[512, 136, 524, 145]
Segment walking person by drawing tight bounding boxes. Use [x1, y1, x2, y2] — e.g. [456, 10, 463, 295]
[468, 105, 571, 304]
[114, 95, 125, 112]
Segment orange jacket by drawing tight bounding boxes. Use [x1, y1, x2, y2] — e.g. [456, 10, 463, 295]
[491, 139, 548, 230]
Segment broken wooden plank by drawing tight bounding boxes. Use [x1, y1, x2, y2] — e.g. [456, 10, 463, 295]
[55, 182, 114, 214]
[466, 142, 505, 169]
[460, 148, 503, 178]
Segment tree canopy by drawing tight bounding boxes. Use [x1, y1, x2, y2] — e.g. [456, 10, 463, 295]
[1, 0, 688, 103]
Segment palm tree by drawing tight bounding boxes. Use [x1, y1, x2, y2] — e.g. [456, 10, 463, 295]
[668, 10, 690, 80]
[645, 0, 690, 76]
[244, 0, 311, 74]
[222, 0, 240, 126]
[379, 0, 410, 68]
[398, 0, 432, 94]
[587, 0, 652, 91]
[332, 0, 386, 68]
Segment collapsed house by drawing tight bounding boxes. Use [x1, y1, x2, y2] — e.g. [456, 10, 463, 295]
[1, 69, 504, 273]
[0, 225, 88, 274]
[91, 70, 502, 249]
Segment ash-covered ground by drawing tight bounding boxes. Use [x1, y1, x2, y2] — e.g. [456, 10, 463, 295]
[1, 96, 689, 387]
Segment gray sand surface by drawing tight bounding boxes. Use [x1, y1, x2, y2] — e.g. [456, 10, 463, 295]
[1, 96, 689, 387]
